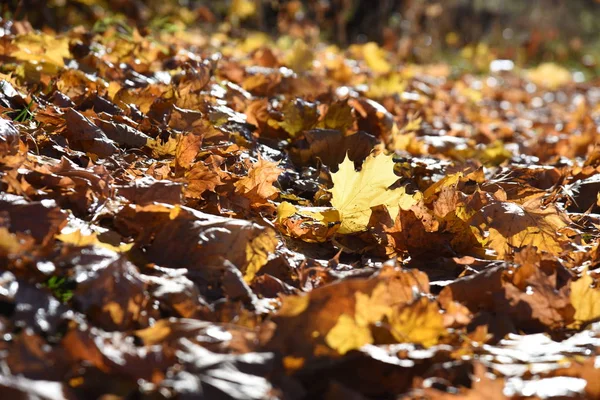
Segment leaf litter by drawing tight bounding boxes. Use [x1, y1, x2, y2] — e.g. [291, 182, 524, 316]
[1, 13, 600, 400]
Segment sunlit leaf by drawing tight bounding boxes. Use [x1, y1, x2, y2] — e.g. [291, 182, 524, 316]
[331, 153, 421, 234]
[570, 268, 600, 326]
[388, 297, 445, 347]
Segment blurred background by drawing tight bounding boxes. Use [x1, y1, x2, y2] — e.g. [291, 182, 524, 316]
[3, 0, 600, 71]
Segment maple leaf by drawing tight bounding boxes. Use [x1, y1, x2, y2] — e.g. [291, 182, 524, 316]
[570, 268, 600, 326]
[325, 314, 372, 355]
[11, 33, 70, 68]
[330, 153, 420, 234]
[268, 99, 319, 138]
[268, 266, 429, 357]
[275, 201, 340, 242]
[470, 195, 570, 257]
[353, 42, 391, 74]
[184, 159, 225, 200]
[285, 39, 314, 73]
[244, 228, 278, 282]
[175, 132, 203, 170]
[324, 282, 398, 354]
[388, 297, 445, 347]
[145, 135, 178, 158]
[290, 129, 377, 171]
[316, 100, 354, 132]
[234, 157, 283, 206]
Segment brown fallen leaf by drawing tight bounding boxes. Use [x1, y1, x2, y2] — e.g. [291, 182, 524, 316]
[116, 176, 183, 205]
[64, 109, 118, 158]
[290, 129, 378, 171]
[0, 194, 67, 245]
[267, 266, 430, 358]
[234, 156, 283, 207]
[470, 195, 571, 257]
[115, 203, 278, 287]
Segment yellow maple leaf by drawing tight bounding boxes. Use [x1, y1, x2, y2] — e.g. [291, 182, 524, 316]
[325, 277, 423, 354]
[388, 297, 445, 347]
[570, 267, 600, 325]
[325, 314, 373, 355]
[330, 153, 420, 234]
[145, 136, 178, 158]
[527, 62, 572, 90]
[285, 39, 314, 73]
[268, 99, 318, 138]
[367, 73, 407, 98]
[244, 228, 278, 282]
[11, 33, 70, 68]
[354, 282, 394, 326]
[361, 42, 391, 74]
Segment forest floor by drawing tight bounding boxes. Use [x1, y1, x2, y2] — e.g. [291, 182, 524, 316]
[2, 14, 600, 399]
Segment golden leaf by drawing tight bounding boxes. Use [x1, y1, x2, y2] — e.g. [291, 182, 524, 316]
[361, 42, 391, 74]
[145, 136, 178, 158]
[368, 73, 407, 98]
[325, 314, 373, 355]
[244, 228, 278, 282]
[330, 153, 421, 234]
[354, 282, 394, 326]
[388, 297, 445, 347]
[56, 230, 133, 253]
[0, 227, 22, 254]
[285, 39, 314, 73]
[268, 99, 318, 138]
[527, 62, 572, 90]
[570, 268, 600, 325]
[230, 0, 257, 20]
[11, 33, 70, 68]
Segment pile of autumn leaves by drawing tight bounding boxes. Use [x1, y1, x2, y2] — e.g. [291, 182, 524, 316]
[2, 21, 600, 398]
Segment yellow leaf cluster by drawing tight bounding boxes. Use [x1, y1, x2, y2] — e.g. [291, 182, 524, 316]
[355, 42, 391, 74]
[527, 63, 572, 90]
